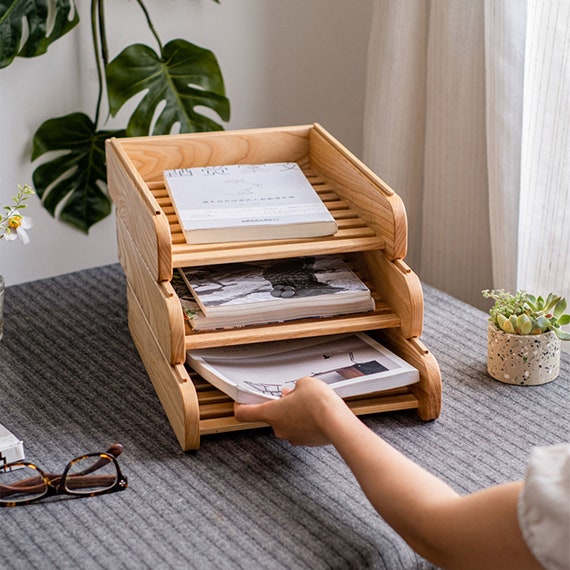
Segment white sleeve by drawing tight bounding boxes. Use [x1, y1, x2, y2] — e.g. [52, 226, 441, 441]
[518, 444, 570, 570]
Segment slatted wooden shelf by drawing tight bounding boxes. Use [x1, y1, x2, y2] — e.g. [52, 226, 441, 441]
[182, 299, 401, 350]
[145, 167, 385, 269]
[191, 371, 419, 436]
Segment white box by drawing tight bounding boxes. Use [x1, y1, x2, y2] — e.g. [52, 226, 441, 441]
[0, 423, 24, 468]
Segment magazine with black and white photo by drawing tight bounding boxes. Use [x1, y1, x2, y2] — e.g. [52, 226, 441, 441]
[177, 255, 375, 330]
[186, 332, 419, 403]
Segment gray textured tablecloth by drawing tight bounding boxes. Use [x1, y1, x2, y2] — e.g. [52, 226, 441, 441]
[0, 264, 568, 569]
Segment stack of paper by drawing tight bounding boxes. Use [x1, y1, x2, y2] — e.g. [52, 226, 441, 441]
[187, 332, 419, 403]
[176, 254, 375, 330]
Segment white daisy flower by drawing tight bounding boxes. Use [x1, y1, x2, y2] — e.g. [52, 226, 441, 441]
[0, 184, 35, 244]
[3, 214, 33, 244]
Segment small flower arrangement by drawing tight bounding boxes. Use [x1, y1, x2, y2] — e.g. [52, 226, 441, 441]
[482, 289, 570, 341]
[0, 184, 34, 244]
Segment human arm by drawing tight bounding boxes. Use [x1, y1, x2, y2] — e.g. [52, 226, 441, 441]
[234, 377, 542, 570]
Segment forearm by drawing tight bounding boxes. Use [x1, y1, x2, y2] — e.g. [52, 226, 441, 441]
[318, 400, 459, 559]
[235, 380, 539, 569]
[318, 402, 538, 569]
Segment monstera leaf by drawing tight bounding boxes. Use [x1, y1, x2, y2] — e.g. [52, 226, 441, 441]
[106, 39, 230, 136]
[0, 0, 79, 68]
[32, 112, 126, 233]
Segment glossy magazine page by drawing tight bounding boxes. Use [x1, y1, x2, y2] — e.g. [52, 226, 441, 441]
[186, 333, 419, 403]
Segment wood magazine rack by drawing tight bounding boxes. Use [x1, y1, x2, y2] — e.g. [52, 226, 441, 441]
[106, 124, 442, 451]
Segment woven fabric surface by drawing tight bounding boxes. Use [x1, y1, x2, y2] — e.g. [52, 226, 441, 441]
[0, 264, 568, 569]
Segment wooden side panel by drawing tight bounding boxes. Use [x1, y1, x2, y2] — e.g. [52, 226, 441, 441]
[371, 329, 442, 420]
[309, 124, 408, 261]
[106, 139, 173, 281]
[115, 125, 313, 182]
[127, 283, 201, 450]
[117, 216, 186, 364]
[358, 251, 424, 338]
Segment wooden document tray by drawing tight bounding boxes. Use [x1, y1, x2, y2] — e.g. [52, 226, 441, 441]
[106, 124, 442, 450]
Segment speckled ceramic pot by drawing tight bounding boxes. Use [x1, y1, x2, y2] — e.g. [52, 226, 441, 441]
[487, 325, 561, 385]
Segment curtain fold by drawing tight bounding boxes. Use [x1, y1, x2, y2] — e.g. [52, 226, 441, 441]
[518, 0, 570, 299]
[362, 0, 429, 267]
[364, 0, 569, 318]
[483, 0, 526, 292]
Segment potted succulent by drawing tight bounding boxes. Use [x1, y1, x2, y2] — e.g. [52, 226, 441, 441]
[482, 289, 570, 385]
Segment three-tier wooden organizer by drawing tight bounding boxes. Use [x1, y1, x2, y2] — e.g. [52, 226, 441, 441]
[106, 124, 442, 451]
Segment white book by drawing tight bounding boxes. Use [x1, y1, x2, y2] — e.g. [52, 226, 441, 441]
[177, 255, 374, 330]
[0, 423, 24, 468]
[163, 162, 338, 244]
[186, 332, 419, 403]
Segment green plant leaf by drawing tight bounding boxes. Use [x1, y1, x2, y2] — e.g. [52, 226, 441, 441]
[31, 112, 125, 233]
[106, 39, 230, 136]
[556, 328, 570, 341]
[543, 293, 559, 311]
[497, 313, 514, 333]
[0, 0, 79, 68]
[525, 293, 537, 309]
[516, 314, 533, 335]
[534, 316, 549, 331]
[553, 297, 567, 319]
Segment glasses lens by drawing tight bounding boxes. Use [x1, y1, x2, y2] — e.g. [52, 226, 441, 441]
[64, 454, 118, 495]
[0, 465, 48, 504]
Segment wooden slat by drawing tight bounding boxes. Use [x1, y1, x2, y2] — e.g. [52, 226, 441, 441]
[199, 416, 267, 435]
[199, 401, 235, 420]
[171, 236, 384, 268]
[346, 393, 419, 414]
[184, 310, 401, 350]
[168, 222, 377, 245]
[197, 390, 233, 405]
[197, 388, 419, 436]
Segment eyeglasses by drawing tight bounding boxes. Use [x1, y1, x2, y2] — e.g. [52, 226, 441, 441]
[0, 443, 128, 507]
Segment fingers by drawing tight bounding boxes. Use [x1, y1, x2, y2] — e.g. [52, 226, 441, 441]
[234, 402, 270, 423]
[235, 379, 302, 422]
[234, 402, 257, 422]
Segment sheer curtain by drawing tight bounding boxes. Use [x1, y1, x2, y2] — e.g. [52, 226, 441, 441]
[363, 0, 570, 322]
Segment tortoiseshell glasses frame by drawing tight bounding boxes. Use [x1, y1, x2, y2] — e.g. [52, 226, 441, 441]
[0, 443, 128, 507]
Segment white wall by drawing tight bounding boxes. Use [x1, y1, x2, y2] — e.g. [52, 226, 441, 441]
[0, 0, 374, 285]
